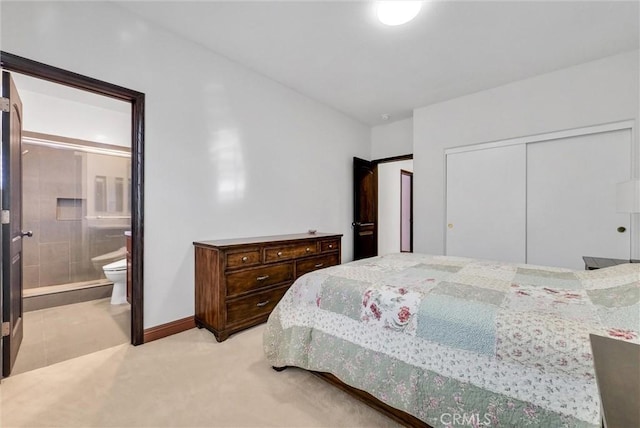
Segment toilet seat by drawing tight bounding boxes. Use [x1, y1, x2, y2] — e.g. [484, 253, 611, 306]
[103, 258, 127, 272]
[91, 247, 126, 263]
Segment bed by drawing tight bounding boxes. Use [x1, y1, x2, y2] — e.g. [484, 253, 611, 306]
[263, 253, 640, 427]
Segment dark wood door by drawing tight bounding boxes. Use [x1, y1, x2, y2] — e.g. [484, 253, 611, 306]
[353, 157, 377, 260]
[1, 71, 24, 377]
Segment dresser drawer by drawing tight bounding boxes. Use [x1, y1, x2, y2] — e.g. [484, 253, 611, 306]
[320, 239, 340, 253]
[296, 253, 339, 277]
[226, 249, 261, 269]
[264, 242, 317, 262]
[226, 263, 294, 296]
[226, 285, 289, 324]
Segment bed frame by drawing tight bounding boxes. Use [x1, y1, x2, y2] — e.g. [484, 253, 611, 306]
[273, 366, 431, 427]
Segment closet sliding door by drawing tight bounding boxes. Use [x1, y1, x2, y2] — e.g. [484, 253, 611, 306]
[526, 129, 631, 270]
[446, 144, 526, 263]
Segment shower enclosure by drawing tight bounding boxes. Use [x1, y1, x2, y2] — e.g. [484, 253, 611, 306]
[21, 133, 131, 309]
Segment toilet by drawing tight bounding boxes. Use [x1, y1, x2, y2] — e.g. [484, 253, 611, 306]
[91, 247, 127, 274]
[103, 259, 128, 305]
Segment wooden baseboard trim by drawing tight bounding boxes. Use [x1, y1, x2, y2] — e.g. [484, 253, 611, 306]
[143, 316, 196, 343]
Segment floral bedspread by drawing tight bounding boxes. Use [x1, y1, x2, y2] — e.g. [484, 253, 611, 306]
[263, 253, 640, 427]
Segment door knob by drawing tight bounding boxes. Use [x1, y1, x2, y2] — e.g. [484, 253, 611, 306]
[21, 230, 33, 238]
[617, 226, 627, 233]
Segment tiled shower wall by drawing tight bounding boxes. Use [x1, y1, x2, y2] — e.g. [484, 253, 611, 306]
[22, 143, 129, 289]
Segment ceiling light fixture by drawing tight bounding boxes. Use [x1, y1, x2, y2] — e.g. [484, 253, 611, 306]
[376, 1, 423, 26]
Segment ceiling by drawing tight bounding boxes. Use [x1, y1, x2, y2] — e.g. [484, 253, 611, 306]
[12, 72, 131, 114]
[116, 1, 640, 126]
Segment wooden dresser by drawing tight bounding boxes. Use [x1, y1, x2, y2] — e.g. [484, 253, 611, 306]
[194, 233, 342, 342]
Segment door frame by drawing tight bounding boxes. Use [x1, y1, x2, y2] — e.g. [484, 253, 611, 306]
[400, 169, 413, 253]
[0, 51, 145, 346]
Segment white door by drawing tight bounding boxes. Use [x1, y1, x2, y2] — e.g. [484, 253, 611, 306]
[527, 129, 631, 270]
[446, 144, 527, 263]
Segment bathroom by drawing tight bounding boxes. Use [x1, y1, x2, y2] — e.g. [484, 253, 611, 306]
[12, 73, 132, 374]
[22, 137, 131, 306]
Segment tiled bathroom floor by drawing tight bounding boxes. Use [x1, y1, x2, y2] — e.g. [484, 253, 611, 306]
[12, 298, 130, 375]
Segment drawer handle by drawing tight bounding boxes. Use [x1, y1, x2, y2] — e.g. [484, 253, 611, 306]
[277, 251, 282, 257]
[328, 244, 333, 249]
[242, 256, 248, 262]
[256, 275, 270, 281]
[314, 263, 324, 268]
[306, 247, 311, 252]
[256, 300, 270, 307]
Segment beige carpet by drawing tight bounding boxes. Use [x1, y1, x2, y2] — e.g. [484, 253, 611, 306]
[0, 325, 399, 427]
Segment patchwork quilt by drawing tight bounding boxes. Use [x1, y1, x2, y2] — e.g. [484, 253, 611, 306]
[263, 253, 640, 427]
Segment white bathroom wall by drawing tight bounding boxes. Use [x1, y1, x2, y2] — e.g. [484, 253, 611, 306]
[16, 86, 131, 148]
[413, 50, 640, 256]
[0, 1, 370, 328]
[371, 117, 413, 159]
[377, 160, 413, 255]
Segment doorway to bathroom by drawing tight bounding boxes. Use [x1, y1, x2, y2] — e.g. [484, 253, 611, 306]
[1, 52, 145, 377]
[17, 129, 131, 375]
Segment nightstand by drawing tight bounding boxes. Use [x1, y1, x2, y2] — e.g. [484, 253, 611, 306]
[590, 334, 640, 428]
[582, 256, 639, 270]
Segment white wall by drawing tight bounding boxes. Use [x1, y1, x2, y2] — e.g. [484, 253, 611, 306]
[371, 117, 413, 159]
[17, 87, 131, 148]
[0, 1, 370, 328]
[413, 50, 640, 256]
[378, 160, 413, 255]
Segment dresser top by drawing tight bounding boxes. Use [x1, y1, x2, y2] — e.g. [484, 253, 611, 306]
[194, 232, 342, 249]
